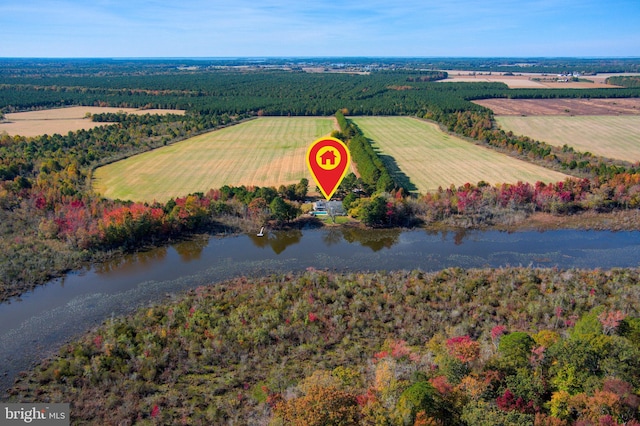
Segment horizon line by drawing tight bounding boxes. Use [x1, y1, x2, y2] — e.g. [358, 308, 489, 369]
[2, 56, 640, 60]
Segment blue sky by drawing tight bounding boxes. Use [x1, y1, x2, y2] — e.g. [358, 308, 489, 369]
[1, 0, 639, 58]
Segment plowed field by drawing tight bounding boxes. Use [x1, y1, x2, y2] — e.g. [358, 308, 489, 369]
[476, 98, 640, 162]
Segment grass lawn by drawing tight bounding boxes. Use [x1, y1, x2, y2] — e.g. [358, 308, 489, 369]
[93, 117, 337, 202]
[351, 116, 569, 193]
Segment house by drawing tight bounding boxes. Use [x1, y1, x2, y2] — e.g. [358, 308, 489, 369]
[320, 149, 337, 166]
[311, 200, 345, 216]
[313, 201, 326, 212]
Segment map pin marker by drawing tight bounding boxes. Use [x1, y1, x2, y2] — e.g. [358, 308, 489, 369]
[306, 136, 351, 201]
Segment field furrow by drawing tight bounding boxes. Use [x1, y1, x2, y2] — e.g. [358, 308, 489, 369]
[351, 116, 569, 193]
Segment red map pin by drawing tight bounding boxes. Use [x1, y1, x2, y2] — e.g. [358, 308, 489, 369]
[306, 136, 351, 201]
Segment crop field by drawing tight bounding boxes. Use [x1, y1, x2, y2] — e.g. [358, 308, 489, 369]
[0, 106, 184, 137]
[351, 116, 569, 193]
[495, 115, 640, 162]
[93, 117, 337, 202]
[474, 98, 640, 116]
[475, 98, 640, 162]
[442, 71, 619, 89]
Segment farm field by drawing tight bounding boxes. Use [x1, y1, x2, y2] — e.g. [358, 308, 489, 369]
[475, 98, 640, 162]
[0, 106, 184, 137]
[442, 70, 620, 88]
[474, 98, 640, 116]
[93, 117, 337, 202]
[351, 116, 569, 193]
[495, 115, 640, 163]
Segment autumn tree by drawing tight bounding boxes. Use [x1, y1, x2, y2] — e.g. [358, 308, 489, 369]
[273, 384, 361, 426]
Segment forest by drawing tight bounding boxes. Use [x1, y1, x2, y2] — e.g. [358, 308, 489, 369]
[8, 268, 640, 425]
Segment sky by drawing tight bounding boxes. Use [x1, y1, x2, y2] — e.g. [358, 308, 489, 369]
[1, 0, 639, 58]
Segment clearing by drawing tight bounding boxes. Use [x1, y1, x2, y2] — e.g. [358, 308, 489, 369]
[351, 116, 570, 193]
[93, 117, 337, 202]
[0, 106, 184, 137]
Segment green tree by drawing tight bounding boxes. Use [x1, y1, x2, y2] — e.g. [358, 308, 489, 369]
[338, 172, 357, 196]
[359, 196, 387, 227]
[620, 316, 640, 346]
[571, 308, 604, 338]
[395, 381, 439, 425]
[376, 171, 395, 193]
[342, 193, 357, 212]
[498, 332, 535, 370]
[269, 197, 299, 223]
[294, 178, 309, 201]
[461, 401, 534, 426]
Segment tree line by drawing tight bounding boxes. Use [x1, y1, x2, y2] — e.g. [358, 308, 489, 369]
[334, 110, 397, 194]
[3, 57, 639, 78]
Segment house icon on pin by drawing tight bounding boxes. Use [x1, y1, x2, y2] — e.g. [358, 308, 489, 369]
[320, 149, 337, 166]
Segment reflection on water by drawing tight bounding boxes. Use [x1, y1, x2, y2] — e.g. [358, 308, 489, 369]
[247, 227, 402, 254]
[425, 228, 472, 246]
[174, 236, 209, 262]
[70, 227, 640, 282]
[248, 230, 303, 254]
[322, 228, 344, 247]
[340, 227, 401, 251]
[94, 246, 169, 275]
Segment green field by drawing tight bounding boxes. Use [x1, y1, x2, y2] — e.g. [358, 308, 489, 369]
[351, 116, 569, 193]
[93, 117, 337, 202]
[495, 115, 640, 163]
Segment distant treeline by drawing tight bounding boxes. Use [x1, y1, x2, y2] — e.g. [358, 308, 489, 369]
[0, 72, 487, 115]
[606, 76, 640, 88]
[2, 57, 639, 77]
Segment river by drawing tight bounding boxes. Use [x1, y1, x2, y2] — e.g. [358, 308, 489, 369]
[1, 228, 640, 394]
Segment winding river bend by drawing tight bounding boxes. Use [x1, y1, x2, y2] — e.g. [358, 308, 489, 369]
[2, 228, 640, 394]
